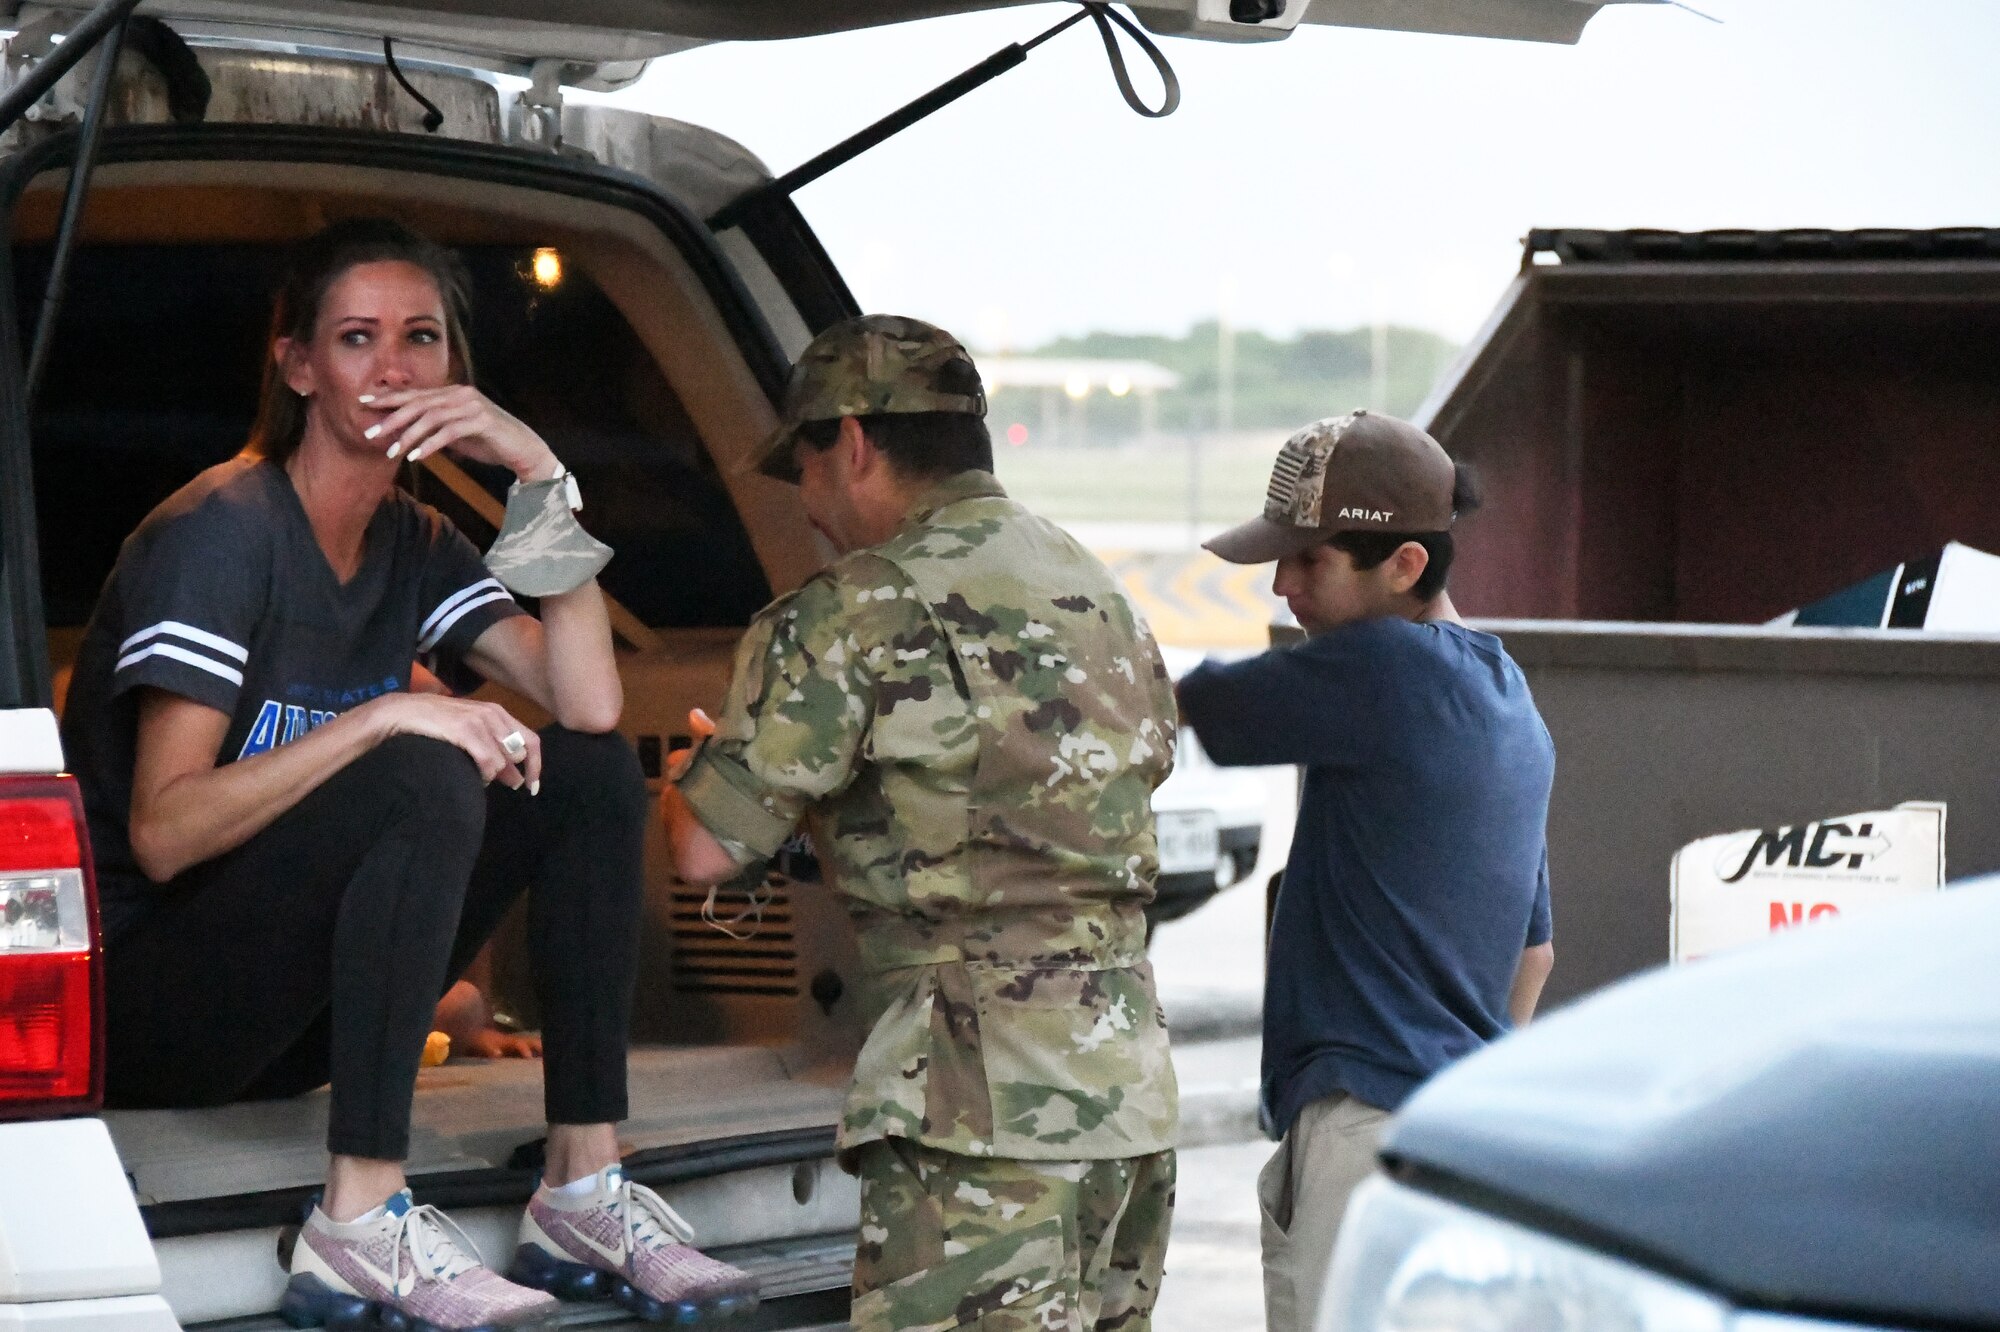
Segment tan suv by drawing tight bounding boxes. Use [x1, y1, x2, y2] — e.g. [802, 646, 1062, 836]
[0, 4, 1634, 1329]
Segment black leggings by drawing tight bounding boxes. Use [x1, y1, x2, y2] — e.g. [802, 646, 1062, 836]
[103, 728, 646, 1160]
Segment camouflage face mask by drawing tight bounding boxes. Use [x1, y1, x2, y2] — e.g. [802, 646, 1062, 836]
[485, 473, 613, 597]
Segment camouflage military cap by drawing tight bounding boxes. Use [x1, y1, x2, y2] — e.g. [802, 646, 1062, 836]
[750, 314, 987, 483]
[1205, 410, 1457, 564]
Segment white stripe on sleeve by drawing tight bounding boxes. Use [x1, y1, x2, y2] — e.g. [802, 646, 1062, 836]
[118, 620, 249, 663]
[420, 578, 508, 643]
[418, 589, 516, 653]
[114, 641, 246, 688]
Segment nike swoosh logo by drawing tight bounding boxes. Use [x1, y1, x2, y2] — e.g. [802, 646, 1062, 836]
[320, 1239, 405, 1296]
[550, 1217, 628, 1269]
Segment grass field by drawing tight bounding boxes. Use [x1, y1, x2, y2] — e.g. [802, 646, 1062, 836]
[992, 435, 1278, 524]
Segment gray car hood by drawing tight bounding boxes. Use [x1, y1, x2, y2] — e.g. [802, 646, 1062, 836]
[1385, 876, 2000, 1326]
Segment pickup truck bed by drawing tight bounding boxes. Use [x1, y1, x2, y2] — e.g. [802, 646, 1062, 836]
[1415, 227, 2000, 1007]
[1422, 226, 2000, 625]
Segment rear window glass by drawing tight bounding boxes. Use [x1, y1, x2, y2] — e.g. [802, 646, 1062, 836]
[18, 241, 772, 630]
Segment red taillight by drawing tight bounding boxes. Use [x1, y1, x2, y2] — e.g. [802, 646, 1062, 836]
[0, 952, 94, 1099]
[0, 775, 102, 1119]
[0, 796, 83, 872]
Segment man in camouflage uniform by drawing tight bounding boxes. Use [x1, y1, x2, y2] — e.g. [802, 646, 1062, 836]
[661, 315, 1180, 1331]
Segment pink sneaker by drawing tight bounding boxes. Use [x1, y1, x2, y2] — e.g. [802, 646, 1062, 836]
[510, 1166, 759, 1323]
[283, 1190, 558, 1332]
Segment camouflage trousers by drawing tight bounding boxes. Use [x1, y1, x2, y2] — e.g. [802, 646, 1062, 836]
[851, 1139, 1177, 1332]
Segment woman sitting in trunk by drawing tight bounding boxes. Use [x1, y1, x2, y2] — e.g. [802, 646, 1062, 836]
[60, 218, 755, 1330]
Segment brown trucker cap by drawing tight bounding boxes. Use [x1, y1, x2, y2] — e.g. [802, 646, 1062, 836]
[1204, 411, 1457, 565]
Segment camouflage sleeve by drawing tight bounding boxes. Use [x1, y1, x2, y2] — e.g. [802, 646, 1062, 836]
[1138, 619, 1180, 780]
[678, 561, 916, 862]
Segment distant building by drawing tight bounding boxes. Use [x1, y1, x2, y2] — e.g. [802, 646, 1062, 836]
[980, 355, 1179, 448]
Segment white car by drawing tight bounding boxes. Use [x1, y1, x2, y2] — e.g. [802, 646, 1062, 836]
[1149, 649, 1272, 929]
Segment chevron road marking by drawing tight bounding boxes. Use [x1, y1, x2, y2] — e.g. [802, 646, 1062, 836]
[1099, 548, 1287, 649]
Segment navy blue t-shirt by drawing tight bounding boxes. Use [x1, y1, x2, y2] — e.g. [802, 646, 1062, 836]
[1178, 618, 1553, 1135]
[62, 457, 525, 944]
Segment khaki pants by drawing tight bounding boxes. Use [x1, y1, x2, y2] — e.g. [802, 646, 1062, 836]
[851, 1138, 1177, 1331]
[1257, 1093, 1390, 1332]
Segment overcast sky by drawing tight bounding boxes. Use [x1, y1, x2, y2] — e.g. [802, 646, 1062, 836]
[618, 2, 2000, 347]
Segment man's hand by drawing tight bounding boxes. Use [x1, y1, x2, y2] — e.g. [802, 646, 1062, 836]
[433, 980, 542, 1060]
[666, 707, 717, 782]
[662, 708, 741, 886]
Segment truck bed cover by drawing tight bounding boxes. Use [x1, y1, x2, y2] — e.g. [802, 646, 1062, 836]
[1524, 225, 2000, 265]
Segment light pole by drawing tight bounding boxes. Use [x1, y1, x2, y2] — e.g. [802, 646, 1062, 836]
[1369, 278, 1389, 412]
[1201, 277, 1238, 548]
[1064, 371, 1091, 451]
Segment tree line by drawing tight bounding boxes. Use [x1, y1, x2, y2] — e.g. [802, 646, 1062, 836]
[987, 322, 1460, 441]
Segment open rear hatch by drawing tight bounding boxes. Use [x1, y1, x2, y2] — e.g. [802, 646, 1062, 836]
[5, 0, 1652, 69]
[0, 37, 874, 1318]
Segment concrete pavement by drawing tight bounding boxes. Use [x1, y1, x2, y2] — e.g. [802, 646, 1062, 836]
[1124, 555, 1290, 1329]
[1156, 1139, 1273, 1332]
[1171, 1035, 1262, 1148]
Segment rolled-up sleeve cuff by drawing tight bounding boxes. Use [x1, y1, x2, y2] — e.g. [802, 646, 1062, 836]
[112, 651, 242, 715]
[677, 747, 801, 863]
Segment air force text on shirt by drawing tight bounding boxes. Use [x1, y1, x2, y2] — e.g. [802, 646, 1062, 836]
[239, 677, 403, 757]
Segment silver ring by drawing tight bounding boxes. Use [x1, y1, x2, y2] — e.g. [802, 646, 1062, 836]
[501, 730, 528, 760]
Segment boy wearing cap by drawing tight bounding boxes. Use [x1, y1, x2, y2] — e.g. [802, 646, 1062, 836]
[661, 315, 1181, 1331]
[1177, 411, 1555, 1332]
